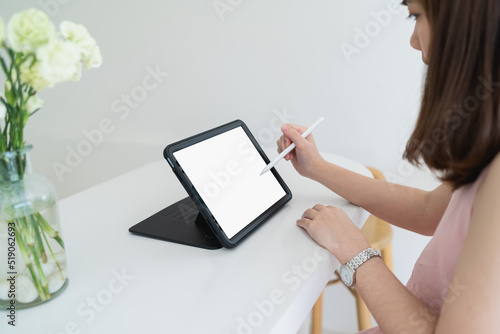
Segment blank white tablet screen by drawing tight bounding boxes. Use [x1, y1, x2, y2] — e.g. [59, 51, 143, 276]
[173, 127, 286, 239]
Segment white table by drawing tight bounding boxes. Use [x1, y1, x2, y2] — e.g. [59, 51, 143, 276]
[4, 151, 371, 334]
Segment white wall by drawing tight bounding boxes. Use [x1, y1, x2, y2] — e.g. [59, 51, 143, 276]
[2, 0, 436, 332]
[2, 0, 425, 199]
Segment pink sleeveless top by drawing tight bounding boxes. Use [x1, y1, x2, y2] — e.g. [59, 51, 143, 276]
[359, 167, 489, 334]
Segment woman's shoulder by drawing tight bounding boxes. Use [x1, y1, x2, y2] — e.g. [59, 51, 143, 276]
[474, 151, 500, 206]
[490, 151, 500, 170]
[484, 151, 500, 182]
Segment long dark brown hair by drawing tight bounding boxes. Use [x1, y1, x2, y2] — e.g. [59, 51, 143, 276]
[403, 0, 500, 188]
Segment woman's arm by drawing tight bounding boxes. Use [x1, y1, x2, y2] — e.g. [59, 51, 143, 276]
[277, 124, 452, 235]
[352, 154, 500, 333]
[312, 161, 452, 236]
[297, 154, 500, 334]
[355, 258, 438, 333]
[297, 205, 440, 333]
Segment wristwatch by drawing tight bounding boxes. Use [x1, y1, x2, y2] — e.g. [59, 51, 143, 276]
[339, 248, 380, 287]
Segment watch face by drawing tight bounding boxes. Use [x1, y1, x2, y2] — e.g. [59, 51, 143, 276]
[340, 266, 352, 286]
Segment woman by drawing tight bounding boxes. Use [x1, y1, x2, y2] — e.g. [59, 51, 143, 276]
[276, 0, 500, 333]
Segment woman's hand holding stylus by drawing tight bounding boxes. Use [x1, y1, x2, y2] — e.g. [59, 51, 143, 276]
[276, 124, 326, 180]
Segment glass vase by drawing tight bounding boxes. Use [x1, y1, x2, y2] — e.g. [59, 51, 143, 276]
[0, 146, 68, 309]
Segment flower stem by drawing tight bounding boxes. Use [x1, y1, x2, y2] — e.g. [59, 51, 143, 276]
[36, 212, 64, 249]
[15, 222, 50, 301]
[41, 230, 65, 280]
[29, 214, 48, 263]
[29, 243, 50, 299]
[18, 214, 35, 247]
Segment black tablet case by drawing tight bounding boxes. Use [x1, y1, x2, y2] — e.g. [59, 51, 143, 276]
[129, 120, 292, 249]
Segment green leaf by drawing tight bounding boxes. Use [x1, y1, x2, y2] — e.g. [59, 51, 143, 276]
[0, 55, 8, 76]
[5, 84, 14, 105]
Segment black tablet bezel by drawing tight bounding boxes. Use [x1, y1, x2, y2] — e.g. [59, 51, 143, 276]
[163, 119, 292, 248]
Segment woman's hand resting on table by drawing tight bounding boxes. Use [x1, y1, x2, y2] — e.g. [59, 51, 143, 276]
[277, 124, 370, 262]
[297, 204, 371, 263]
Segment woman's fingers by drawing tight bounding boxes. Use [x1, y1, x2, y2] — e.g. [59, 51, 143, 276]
[300, 204, 328, 221]
[313, 204, 326, 211]
[278, 123, 309, 160]
[296, 218, 311, 231]
[301, 208, 316, 220]
[276, 135, 294, 160]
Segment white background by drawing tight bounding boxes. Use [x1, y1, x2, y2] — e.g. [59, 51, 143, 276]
[0, 0, 427, 200]
[1, 0, 438, 332]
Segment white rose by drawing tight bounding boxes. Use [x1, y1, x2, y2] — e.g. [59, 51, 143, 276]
[84, 45, 102, 69]
[71, 62, 82, 82]
[25, 94, 44, 114]
[6, 8, 56, 54]
[20, 61, 53, 92]
[60, 21, 95, 56]
[36, 39, 81, 86]
[60, 21, 101, 69]
[0, 16, 5, 43]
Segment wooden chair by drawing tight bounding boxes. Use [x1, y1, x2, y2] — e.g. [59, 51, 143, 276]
[311, 167, 394, 333]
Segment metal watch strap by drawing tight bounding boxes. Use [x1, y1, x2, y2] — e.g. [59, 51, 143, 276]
[347, 248, 380, 271]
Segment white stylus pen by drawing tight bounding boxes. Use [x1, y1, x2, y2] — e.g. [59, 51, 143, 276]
[260, 117, 325, 176]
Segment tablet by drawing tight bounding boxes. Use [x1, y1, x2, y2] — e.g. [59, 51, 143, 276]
[163, 120, 292, 248]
